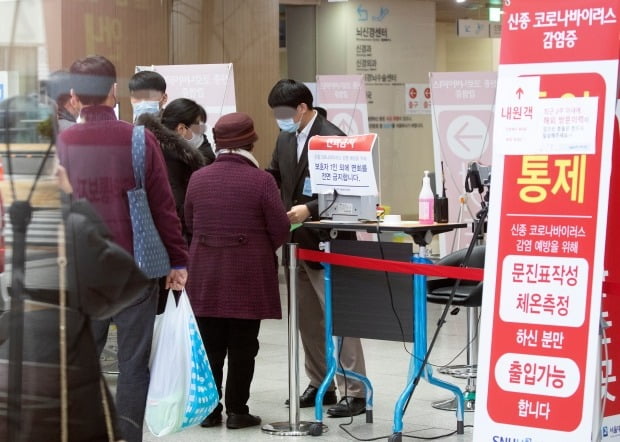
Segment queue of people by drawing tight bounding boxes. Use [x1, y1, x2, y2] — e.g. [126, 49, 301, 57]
[49, 55, 367, 442]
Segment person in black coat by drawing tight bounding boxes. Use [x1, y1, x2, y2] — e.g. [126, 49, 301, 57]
[135, 112, 205, 237]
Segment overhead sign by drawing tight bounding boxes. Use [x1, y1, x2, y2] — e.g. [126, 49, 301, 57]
[308, 133, 378, 196]
[474, 1, 620, 441]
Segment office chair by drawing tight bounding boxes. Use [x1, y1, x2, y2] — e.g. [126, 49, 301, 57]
[426, 244, 486, 412]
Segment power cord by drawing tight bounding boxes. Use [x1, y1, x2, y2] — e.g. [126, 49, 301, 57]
[319, 189, 339, 218]
[374, 218, 472, 370]
[335, 219, 476, 441]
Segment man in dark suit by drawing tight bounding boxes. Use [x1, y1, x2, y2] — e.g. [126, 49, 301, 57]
[267, 79, 367, 417]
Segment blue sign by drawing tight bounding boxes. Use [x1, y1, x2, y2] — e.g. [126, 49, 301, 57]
[0, 84, 4, 101]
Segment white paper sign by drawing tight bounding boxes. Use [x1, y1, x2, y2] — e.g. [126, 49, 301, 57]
[308, 133, 378, 196]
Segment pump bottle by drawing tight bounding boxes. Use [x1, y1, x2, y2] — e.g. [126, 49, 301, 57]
[418, 170, 434, 225]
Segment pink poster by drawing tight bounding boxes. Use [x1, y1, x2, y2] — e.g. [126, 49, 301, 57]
[429, 71, 497, 256]
[136, 63, 236, 137]
[316, 75, 369, 136]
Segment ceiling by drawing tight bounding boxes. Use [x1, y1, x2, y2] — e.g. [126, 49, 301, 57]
[434, 0, 503, 23]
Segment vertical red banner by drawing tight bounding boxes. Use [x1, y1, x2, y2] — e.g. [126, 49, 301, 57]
[474, 1, 620, 440]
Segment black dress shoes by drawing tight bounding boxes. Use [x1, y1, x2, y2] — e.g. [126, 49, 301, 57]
[326, 396, 366, 418]
[200, 412, 222, 428]
[226, 412, 262, 429]
[284, 385, 338, 408]
[201, 404, 223, 427]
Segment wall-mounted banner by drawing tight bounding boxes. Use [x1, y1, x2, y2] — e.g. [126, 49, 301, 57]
[404, 83, 431, 115]
[316, 75, 370, 136]
[308, 133, 378, 196]
[429, 71, 497, 255]
[474, 1, 620, 441]
[135, 63, 236, 131]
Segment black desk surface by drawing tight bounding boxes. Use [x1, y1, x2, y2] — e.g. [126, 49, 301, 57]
[303, 220, 467, 235]
[304, 220, 467, 246]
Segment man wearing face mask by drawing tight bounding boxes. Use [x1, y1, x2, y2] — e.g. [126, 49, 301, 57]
[58, 55, 189, 442]
[266, 79, 368, 418]
[129, 70, 168, 122]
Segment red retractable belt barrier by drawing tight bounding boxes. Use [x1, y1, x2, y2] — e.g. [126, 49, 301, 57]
[297, 248, 484, 281]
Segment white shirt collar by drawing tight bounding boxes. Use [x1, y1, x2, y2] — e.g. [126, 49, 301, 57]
[296, 110, 318, 161]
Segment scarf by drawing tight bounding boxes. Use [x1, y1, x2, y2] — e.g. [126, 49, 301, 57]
[216, 148, 260, 168]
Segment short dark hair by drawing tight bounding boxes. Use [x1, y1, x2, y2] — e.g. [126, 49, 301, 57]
[161, 98, 203, 130]
[267, 79, 314, 110]
[197, 103, 207, 123]
[128, 70, 167, 94]
[69, 55, 116, 105]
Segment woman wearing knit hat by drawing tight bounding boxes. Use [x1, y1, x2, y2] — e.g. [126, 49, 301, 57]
[184, 112, 290, 430]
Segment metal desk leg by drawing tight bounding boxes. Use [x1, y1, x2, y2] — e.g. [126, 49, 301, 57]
[310, 248, 374, 436]
[390, 251, 465, 441]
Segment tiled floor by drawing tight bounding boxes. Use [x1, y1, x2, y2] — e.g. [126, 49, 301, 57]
[107, 279, 476, 442]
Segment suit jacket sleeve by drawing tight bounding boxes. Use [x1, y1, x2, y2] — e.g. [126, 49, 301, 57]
[262, 174, 291, 250]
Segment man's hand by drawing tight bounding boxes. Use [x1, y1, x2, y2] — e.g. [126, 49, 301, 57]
[287, 204, 310, 225]
[166, 268, 188, 291]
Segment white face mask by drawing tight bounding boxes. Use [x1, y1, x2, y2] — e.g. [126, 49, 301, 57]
[132, 100, 160, 122]
[185, 130, 203, 149]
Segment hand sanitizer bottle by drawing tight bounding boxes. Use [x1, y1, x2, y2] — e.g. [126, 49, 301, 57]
[418, 170, 434, 225]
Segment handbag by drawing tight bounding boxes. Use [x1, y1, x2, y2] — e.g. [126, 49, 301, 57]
[145, 290, 218, 436]
[64, 197, 150, 320]
[127, 125, 171, 279]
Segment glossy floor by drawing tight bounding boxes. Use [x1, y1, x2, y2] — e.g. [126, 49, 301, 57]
[106, 285, 476, 442]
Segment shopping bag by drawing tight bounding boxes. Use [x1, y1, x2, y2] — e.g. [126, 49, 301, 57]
[127, 125, 170, 278]
[145, 290, 218, 436]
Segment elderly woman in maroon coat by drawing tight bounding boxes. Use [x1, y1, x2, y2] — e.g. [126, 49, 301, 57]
[184, 112, 290, 430]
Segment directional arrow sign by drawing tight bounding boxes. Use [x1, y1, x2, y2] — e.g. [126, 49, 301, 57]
[445, 114, 491, 160]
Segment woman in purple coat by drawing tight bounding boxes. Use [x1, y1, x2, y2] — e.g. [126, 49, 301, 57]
[184, 112, 290, 430]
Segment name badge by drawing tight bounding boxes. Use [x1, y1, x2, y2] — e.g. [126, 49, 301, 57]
[302, 177, 313, 197]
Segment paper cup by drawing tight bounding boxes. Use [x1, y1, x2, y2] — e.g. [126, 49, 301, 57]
[382, 214, 402, 225]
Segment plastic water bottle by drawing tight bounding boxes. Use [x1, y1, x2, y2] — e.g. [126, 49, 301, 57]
[418, 170, 434, 225]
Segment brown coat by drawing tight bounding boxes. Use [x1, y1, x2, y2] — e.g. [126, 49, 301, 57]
[184, 153, 290, 319]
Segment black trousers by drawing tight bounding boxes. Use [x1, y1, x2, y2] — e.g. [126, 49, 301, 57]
[195, 317, 261, 415]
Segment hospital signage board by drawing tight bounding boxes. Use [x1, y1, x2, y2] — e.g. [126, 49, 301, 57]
[429, 71, 497, 256]
[136, 63, 236, 129]
[316, 75, 370, 136]
[404, 83, 431, 115]
[308, 133, 378, 196]
[474, 1, 620, 441]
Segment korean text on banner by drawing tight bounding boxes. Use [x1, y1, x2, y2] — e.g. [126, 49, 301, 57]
[316, 75, 370, 136]
[473, 1, 620, 441]
[136, 63, 236, 127]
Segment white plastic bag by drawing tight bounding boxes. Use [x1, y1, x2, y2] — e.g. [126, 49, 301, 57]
[145, 290, 218, 436]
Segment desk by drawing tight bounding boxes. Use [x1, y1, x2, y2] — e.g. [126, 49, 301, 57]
[302, 220, 467, 440]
